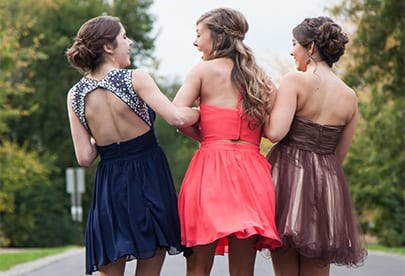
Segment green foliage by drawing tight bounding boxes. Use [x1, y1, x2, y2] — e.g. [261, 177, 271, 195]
[154, 78, 199, 191]
[332, 0, 405, 246]
[0, 141, 77, 247]
[0, 0, 44, 134]
[0, 0, 158, 247]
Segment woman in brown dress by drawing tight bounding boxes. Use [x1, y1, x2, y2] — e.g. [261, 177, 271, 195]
[264, 16, 367, 276]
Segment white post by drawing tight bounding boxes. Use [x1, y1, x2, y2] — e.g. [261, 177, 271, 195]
[66, 167, 85, 222]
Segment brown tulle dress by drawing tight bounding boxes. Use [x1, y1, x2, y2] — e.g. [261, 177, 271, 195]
[266, 116, 367, 267]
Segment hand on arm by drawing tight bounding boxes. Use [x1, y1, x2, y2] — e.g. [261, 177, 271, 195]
[132, 69, 199, 128]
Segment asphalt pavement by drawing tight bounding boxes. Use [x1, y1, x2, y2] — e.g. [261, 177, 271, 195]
[1, 247, 404, 276]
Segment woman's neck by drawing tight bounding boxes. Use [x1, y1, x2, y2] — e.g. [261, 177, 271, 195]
[306, 61, 331, 73]
[88, 63, 118, 80]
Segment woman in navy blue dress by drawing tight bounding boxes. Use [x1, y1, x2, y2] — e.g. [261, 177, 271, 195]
[66, 16, 199, 276]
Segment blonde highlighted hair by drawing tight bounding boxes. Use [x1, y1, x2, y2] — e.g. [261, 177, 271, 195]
[197, 8, 272, 128]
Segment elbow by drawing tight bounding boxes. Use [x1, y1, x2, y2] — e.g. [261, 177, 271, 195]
[172, 118, 186, 128]
[171, 113, 198, 129]
[173, 118, 195, 129]
[264, 130, 284, 143]
[268, 133, 283, 143]
[167, 117, 185, 128]
[76, 150, 96, 168]
[77, 157, 93, 168]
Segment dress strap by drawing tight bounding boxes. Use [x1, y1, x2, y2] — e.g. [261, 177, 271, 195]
[237, 83, 243, 110]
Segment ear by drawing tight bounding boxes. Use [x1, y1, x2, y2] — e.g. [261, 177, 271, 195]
[103, 43, 114, 54]
[308, 41, 315, 56]
[215, 33, 223, 47]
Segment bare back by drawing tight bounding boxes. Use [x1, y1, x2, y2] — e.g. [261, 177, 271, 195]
[84, 88, 150, 146]
[295, 67, 357, 126]
[199, 58, 240, 108]
[267, 63, 359, 161]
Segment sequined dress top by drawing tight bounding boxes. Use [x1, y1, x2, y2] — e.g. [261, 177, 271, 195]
[69, 69, 151, 132]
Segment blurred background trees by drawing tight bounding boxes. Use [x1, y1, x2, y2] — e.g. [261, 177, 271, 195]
[331, 0, 404, 246]
[0, 0, 403, 247]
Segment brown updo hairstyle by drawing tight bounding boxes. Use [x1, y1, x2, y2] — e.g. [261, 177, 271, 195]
[66, 15, 122, 74]
[293, 16, 349, 67]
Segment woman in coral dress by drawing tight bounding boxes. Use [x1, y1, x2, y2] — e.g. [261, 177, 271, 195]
[173, 8, 281, 276]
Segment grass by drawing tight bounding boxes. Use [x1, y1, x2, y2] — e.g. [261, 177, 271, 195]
[0, 246, 77, 271]
[368, 243, 405, 255]
[0, 244, 403, 272]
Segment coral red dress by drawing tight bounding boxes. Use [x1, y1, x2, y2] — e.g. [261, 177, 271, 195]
[178, 96, 281, 254]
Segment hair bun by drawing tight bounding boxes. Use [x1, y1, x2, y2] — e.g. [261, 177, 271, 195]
[316, 20, 349, 66]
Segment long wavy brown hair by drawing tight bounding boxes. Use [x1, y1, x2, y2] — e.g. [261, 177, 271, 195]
[197, 8, 273, 128]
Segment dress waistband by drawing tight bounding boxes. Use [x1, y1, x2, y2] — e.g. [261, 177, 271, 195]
[200, 140, 259, 151]
[96, 130, 157, 160]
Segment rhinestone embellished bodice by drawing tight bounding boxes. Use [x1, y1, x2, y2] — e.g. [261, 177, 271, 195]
[69, 69, 151, 133]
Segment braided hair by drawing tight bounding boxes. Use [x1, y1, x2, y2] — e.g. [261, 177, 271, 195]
[197, 8, 272, 129]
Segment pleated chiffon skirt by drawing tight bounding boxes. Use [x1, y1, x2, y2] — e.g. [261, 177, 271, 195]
[178, 141, 281, 255]
[85, 130, 182, 274]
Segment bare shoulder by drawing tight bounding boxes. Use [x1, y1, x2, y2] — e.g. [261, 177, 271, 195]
[281, 71, 306, 84]
[187, 61, 207, 76]
[185, 60, 228, 83]
[131, 68, 156, 89]
[279, 71, 308, 90]
[192, 59, 224, 73]
[339, 79, 358, 101]
[131, 68, 150, 80]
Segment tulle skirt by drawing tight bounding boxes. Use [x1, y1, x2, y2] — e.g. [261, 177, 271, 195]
[266, 142, 367, 267]
[178, 141, 281, 255]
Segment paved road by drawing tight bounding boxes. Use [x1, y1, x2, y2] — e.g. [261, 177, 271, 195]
[2, 248, 404, 276]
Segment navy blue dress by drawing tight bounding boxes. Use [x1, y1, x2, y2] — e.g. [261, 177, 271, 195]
[69, 69, 182, 275]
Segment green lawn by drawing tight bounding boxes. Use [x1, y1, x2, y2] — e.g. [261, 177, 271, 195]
[368, 243, 405, 255]
[0, 246, 76, 271]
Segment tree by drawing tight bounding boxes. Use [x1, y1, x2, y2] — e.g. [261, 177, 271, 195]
[0, 0, 73, 247]
[0, 0, 158, 247]
[331, 0, 405, 246]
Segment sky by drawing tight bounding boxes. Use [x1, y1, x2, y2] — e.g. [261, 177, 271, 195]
[148, 0, 339, 83]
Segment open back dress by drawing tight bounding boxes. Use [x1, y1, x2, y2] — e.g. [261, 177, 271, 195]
[69, 69, 182, 274]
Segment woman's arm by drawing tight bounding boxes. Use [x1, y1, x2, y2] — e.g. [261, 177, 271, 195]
[132, 69, 199, 129]
[173, 65, 203, 141]
[67, 92, 98, 167]
[176, 123, 201, 142]
[335, 97, 359, 163]
[263, 72, 299, 143]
